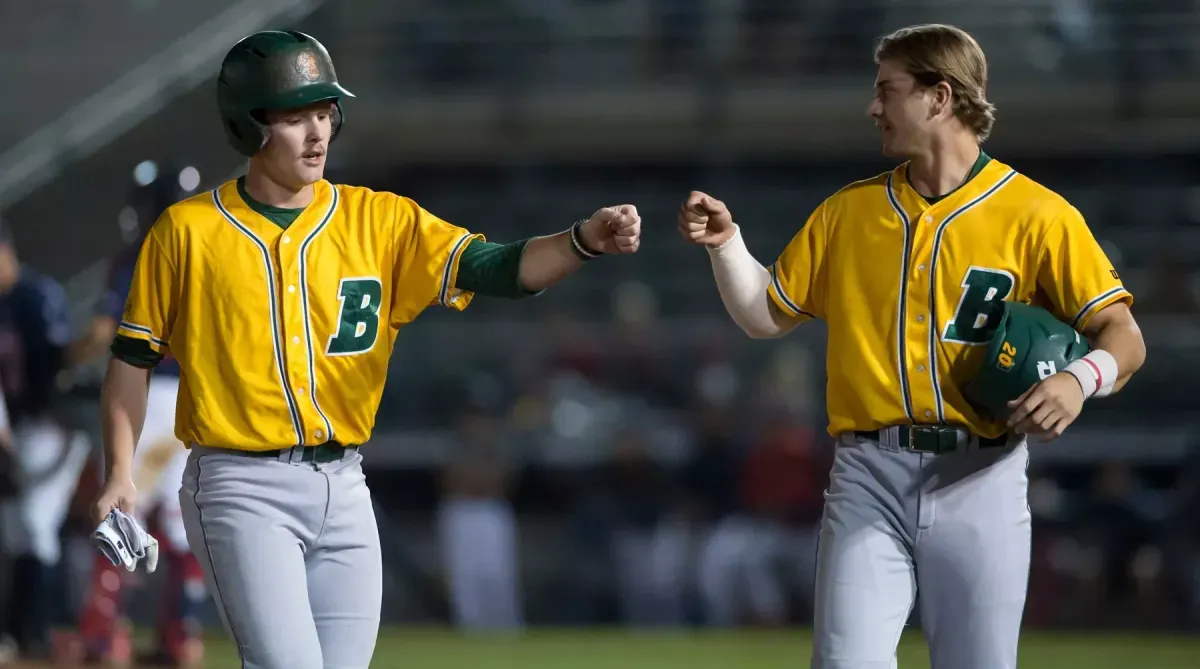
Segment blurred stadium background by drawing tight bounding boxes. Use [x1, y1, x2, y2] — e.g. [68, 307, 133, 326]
[3, 0, 1200, 666]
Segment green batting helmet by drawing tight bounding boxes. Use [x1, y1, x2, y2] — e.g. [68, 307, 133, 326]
[217, 30, 354, 157]
[962, 301, 1092, 419]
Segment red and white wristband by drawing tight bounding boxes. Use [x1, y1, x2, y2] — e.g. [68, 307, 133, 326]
[1064, 349, 1118, 399]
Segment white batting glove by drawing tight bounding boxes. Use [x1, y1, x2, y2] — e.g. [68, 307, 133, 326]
[92, 509, 159, 573]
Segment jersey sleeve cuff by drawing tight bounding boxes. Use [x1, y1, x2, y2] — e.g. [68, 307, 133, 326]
[438, 232, 485, 311]
[110, 334, 164, 369]
[116, 321, 169, 354]
[1071, 286, 1133, 330]
[766, 263, 814, 320]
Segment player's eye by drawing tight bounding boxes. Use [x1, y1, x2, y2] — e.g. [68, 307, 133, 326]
[285, 117, 303, 126]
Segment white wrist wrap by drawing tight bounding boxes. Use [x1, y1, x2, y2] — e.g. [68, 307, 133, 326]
[1064, 349, 1118, 399]
[705, 225, 779, 338]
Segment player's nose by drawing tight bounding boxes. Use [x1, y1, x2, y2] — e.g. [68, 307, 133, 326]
[866, 98, 882, 119]
[305, 118, 331, 142]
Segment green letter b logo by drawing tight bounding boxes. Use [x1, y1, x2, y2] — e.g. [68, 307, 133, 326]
[326, 278, 383, 356]
[942, 267, 1014, 344]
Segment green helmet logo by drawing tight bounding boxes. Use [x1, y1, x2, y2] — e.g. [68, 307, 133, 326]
[217, 30, 355, 157]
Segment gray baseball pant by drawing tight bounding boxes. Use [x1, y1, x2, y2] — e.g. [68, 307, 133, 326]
[179, 445, 381, 669]
[811, 432, 1031, 669]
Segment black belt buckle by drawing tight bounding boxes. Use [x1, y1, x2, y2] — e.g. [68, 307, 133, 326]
[304, 443, 336, 463]
[908, 426, 960, 454]
[303, 442, 357, 463]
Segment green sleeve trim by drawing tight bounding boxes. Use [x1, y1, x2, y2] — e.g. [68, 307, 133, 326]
[110, 334, 164, 369]
[455, 238, 542, 299]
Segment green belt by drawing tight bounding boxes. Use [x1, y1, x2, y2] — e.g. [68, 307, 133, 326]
[854, 426, 1009, 454]
[244, 441, 358, 463]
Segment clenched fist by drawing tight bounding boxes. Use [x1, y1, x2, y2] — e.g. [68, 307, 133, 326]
[579, 205, 641, 255]
[678, 191, 736, 248]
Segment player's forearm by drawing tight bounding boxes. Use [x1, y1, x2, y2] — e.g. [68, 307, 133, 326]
[1087, 318, 1145, 394]
[1072, 303, 1146, 396]
[100, 357, 151, 478]
[516, 230, 585, 293]
[708, 226, 797, 339]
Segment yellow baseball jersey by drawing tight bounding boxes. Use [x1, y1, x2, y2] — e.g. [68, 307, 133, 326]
[117, 179, 481, 451]
[768, 158, 1133, 438]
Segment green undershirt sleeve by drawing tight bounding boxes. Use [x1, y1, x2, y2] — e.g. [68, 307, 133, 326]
[455, 238, 542, 299]
[110, 334, 164, 369]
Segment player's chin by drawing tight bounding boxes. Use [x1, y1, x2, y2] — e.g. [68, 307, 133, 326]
[294, 161, 326, 184]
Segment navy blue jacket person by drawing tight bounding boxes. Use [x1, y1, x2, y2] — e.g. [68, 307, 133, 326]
[0, 219, 90, 659]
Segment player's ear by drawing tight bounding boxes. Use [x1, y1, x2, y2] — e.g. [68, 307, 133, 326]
[932, 80, 954, 119]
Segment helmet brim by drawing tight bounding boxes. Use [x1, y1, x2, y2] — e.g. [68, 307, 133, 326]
[257, 82, 354, 113]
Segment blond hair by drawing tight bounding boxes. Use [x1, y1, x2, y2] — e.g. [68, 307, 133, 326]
[875, 24, 996, 142]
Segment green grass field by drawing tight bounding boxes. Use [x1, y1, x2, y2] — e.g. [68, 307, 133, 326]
[157, 628, 1200, 668]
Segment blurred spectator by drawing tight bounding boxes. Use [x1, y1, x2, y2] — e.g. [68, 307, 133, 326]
[1072, 461, 1168, 620]
[437, 410, 523, 631]
[538, 311, 605, 384]
[682, 403, 744, 627]
[603, 282, 684, 408]
[1166, 443, 1200, 629]
[751, 343, 820, 424]
[696, 411, 829, 627]
[605, 430, 689, 627]
[1025, 472, 1075, 626]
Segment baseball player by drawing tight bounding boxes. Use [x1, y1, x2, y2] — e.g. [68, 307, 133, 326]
[63, 163, 206, 668]
[678, 24, 1147, 669]
[89, 30, 641, 669]
[0, 218, 90, 662]
[437, 410, 523, 631]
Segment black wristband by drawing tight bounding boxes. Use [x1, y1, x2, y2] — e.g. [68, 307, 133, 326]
[569, 219, 602, 261]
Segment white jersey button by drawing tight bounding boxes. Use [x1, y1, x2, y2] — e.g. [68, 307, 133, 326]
[296, 387, 305, 396]
[918, 263, 927, 271]
[916, 365, 926, 373]
[924, 215, 933, 223]
[314, 430, 325, 440]
[924, 410, 934, 418]
[916, 315, 925, 323]
[292, 336, 301, 344]
[288, 285, 296, 293]
[282, 236, 291, 244]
